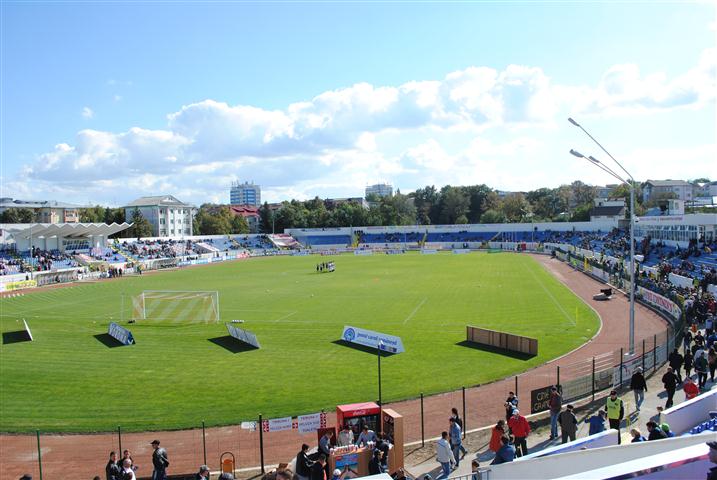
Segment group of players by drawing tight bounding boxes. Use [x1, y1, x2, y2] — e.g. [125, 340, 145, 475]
[316, 261, 336, 273]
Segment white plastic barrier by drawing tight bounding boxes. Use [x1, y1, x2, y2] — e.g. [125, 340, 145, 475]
[668, 272, 694, 289]
[480, 432, 714, 480]
[555, 441, 712, 480]
[516, 429, 618, 461]
[661, 388, 717, 434]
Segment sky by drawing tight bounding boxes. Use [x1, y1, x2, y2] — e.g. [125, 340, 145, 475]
[1, 1, 715, 207]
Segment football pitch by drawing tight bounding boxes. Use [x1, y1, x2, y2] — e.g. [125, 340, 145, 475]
[0, 252, 599, 433]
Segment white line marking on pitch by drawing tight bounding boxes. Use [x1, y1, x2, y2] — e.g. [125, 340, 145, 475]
[403, 297, 427, 324]
[273, 311, 297, 322]
[523, 262, 575, 326]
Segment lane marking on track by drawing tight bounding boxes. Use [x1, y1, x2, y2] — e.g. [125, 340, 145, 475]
[403, 297, 427, 324]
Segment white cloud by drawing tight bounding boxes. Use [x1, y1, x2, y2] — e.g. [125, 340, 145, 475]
[10, 48, 716, 205]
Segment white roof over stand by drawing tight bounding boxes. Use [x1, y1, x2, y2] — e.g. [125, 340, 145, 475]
[0, 222, 133, 239]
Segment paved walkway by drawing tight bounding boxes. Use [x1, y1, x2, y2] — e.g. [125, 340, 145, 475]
[0, 254, 671, 479]
[405, 361, 708, 480]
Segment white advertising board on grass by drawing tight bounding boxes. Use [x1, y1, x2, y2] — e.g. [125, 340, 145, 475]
[226, 323, 261, 348]
[22, 319, 33, 341]
[341, 326, 405, 353]
[108, 322, 134, 346]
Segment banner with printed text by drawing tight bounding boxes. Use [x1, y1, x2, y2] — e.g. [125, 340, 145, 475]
[636, 286, 681, 321]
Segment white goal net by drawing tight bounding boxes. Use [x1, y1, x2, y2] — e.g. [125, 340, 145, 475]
[131, 290, 220, 324]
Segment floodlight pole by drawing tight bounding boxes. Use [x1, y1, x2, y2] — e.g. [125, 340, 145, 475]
[569, 118, 636, 355]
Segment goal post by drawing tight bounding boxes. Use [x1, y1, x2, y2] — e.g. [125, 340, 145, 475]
[131, 290, 220, 324]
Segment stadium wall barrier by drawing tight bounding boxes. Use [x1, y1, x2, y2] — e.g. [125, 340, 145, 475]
[660, 388, 717, 434]
[479, 432, 713, 480]
[466, 326, 538, 356]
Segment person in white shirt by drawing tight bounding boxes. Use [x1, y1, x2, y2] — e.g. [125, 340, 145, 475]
[122, 459, 137, 480]
[435, 431, 456, 479]
[337, 425, 354, 446]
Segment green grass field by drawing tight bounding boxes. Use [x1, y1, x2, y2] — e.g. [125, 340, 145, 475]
[0, 252, 599, 433]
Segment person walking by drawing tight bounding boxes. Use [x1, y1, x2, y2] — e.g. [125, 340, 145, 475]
[708, 347, 717, 383]
[606, 390, 625, 444]
[662, 367, 679, 409]
[696, 352, 709, 389]
[558, 404, 578, 444]
[295, 444, 314, 480]
[436, 431, 456, 479]
[507, 409, 531, 457]
[684, 349, 694, 379]
[630, 367, 647, 411]
[450, 407, 467, 458]
[449, 417, 463, 467]
[548, 387, 562, 440]
[150, 440, 169, 480]
[668, 348, 684, 382]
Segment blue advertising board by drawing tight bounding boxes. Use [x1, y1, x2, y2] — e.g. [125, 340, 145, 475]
[108, 322, 135, 346]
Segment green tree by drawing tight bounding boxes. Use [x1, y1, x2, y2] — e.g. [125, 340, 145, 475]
[0, 208, 35, 223]
[437, 186, 469, 224]
[570, 204, 591, 222]
[230, 214, 250, 234]
[259, 202, 273, 233]
[129, 208, 152, 238]
[464, 184, 494, 223]
[480, 209, 506, 224]
[500, 193, 531, 223]
[411, 186, 440, 225]
[79, 205, 104, 223]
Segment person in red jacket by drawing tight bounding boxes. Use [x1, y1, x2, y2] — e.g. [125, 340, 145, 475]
[683, 377, 700, 400]
[507, 409, 531, 457]
[489, 420, 507, 453]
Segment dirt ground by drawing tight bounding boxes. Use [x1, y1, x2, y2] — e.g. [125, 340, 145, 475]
[0, 254, 670, 479]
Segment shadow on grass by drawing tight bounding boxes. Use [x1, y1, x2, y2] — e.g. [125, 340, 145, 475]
[2, 330, 31, 344]
[331, 340, 397, 357]
[94, 333, 125, 348]
[209, 335, 259, 354]
[455, 340, 536, 361]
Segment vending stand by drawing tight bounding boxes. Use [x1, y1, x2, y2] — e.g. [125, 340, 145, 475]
[328, 402, 404, 475]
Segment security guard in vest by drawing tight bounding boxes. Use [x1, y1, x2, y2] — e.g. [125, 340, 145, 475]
[606, 389, 625, 444]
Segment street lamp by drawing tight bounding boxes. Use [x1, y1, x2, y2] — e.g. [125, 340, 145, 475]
[569, 118, 637, 355]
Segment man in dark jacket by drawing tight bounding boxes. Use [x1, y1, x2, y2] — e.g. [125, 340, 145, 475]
[310, 454, 327, 480]
[548, 387, 562, 440]
[662, 367, 679, 408]
[646, 421, 667, 441]
[668, 348, 684, 382]
[151, 440, 169, 480]
[295, 444, 313, 480]
[558, 405, 578, 444]
[630, 367, 647, 411]
[106, 451, 121, 480]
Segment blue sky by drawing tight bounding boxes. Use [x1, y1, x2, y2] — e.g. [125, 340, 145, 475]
[1, 1, 715, 206]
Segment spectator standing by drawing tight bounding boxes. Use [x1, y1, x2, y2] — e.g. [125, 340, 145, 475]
[106, 451, 121, 480]
[490, 436, 516, 465]
[558, 404, 578, 444]
[310, 455, 327, 480]
[295, 444, 313, 480]
[435, 431, 456, 479]
[489, 420, 507, 453]
[668, 348, 684, 382]
[585, 410, 606, 436]
[337, 425, 353, 447]
[630, 367, 648, 411]
[506, 392, 519, 410]
[150, 440, 169, 480]
[368, 450, 383, 475]
[121, 459, 137, 480]
[684, 377, 700, 400]
[503, 402, 514, 422]
[508, 409, 531, 457]
[646, 421, 667, 441]
[662, 367, 679, 409]
[606, 390, 625, 444]
[708, 347, 717, 382]
[319, 431, 333, 457]
[449, 417, 463, 467]
[194, 465, 210, 480]
[548, 387, 562, 440]
[450, 407, 467, 458]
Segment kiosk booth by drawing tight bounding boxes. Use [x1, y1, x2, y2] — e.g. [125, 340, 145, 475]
[327, 402, 404, 476]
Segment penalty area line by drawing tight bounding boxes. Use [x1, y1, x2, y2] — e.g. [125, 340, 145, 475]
[403, 297, 427, 325]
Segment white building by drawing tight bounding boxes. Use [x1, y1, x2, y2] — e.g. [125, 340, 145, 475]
[123, 195, 196, 238]
[0, 198, 84, 223]
[590, 198, 626, 222]
[365, 183, 393, 198]
[230, 181, 261, 206]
